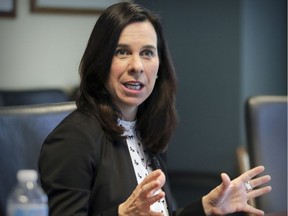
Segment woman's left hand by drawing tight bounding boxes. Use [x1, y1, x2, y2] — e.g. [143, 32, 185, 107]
[202, 166, 271, 216]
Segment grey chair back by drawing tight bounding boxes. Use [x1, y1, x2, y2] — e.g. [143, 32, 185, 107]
[0, 102, 76, 216]
[0, 89, 69, 106]
[245, 95, 287, 213]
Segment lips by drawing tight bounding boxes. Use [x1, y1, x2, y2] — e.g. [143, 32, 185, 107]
[123, 82, 143, 91]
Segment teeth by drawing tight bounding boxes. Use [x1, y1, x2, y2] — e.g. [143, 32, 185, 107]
[124, 83, 141, 90]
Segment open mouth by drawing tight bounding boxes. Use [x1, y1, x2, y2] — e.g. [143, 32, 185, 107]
[124, 82, 143, 91]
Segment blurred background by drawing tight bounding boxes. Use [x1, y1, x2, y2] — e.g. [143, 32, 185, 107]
[0, 0, 286, 210]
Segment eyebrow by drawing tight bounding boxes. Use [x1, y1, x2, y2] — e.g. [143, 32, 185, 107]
[116, 44, 157, 50]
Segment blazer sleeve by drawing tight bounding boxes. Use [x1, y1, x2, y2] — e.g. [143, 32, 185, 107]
[38, 113, 119, 216]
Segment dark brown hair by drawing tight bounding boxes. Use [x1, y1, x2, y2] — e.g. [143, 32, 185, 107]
[76, 2, 177, 153]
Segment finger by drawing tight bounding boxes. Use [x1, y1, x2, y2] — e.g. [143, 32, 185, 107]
[247, 186, 272, 199]
[141, 178, 164, 198]
[141, 170, 162, 185]
[128, 184, 165, 211]
[146, 191, 166, 207]
[138, 189, 165, 208]
[244, 204, 265, 216]
[240, 166, 265, 182]
[249, 175, 271, 188]
[156, 171, 166, 188]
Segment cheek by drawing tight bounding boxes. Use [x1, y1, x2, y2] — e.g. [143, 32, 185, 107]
[148, 64, 159, 82]
[146, 58, 159, 77]
[110, 61, 121, 78]
[108, 61, 125, 84]
[106, 69, 118, 94]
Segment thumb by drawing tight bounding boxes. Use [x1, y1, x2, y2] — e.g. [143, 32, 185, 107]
[220, 173, 231, 191]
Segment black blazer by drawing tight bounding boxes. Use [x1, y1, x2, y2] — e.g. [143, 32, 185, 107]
[38, 109, 205, 216]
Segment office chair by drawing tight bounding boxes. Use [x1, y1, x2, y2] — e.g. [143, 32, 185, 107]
[0, 101, 76, 216]
[238, 95, 287, 213]
[0, 89, 69, 106]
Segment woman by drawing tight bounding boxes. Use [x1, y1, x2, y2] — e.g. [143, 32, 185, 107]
[38, 2, 271, 216]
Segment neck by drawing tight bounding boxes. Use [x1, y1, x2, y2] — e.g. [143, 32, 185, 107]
[121, 107, 137, 121]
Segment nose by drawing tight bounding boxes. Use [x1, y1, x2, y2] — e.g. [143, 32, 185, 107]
[128, 55, 144, 74]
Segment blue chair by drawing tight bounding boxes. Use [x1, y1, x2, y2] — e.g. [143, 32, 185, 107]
[238, 95, 287, 213]
[0, 102, 76, 216]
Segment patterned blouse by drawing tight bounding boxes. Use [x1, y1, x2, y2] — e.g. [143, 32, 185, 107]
[119, 119, 169, 215]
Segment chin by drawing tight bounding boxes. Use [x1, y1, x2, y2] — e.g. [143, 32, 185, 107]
[125, 100, 145, 108]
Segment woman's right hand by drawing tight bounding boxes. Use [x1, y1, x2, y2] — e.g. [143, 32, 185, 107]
[118, 169, 166, 216]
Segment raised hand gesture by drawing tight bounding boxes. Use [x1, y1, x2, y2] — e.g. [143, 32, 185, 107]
[202, 166, 271, 215]
[119, 169, 166, 216]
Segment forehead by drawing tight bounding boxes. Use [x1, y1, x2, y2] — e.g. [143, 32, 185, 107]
[118, 21, 157, 45]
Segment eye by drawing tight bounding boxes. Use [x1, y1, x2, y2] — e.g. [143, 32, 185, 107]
[140, 49, 155, 58]
[115, 49, 130, 58]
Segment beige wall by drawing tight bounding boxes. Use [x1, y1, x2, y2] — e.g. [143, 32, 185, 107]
[0, 0, 97, 91]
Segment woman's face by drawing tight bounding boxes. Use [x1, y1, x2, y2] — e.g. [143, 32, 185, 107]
[105, 21, 159, 120]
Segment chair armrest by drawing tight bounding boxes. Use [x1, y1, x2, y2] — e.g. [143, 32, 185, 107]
[236, 146, 250, 173]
